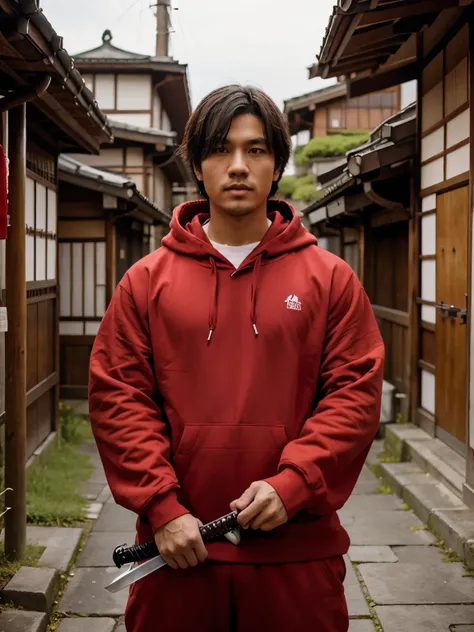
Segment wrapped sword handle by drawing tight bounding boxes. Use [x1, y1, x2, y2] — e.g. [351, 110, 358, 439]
[113, 510, 240, 568]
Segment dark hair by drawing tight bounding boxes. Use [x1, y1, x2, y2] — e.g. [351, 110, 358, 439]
[179, 84, 292, 198]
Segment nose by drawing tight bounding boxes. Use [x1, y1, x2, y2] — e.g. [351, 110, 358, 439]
[228, 150, 249, 177]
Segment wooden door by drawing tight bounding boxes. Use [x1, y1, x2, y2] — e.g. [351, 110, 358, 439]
[435, 186, 469, 445]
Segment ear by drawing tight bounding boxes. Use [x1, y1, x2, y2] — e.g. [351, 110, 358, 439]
[272, 167, 281, 182]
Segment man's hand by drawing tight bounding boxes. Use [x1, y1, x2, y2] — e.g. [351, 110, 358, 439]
[154, 514, 208, 570]
[230, 481, 288, 532]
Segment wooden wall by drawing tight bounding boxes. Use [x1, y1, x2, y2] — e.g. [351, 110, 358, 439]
[364, 219, 410, 395]
[416, 23, 470, 451]
[311, 86, 400, 136]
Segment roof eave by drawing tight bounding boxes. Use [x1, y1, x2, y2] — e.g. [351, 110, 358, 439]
[3, 0, 113, 146]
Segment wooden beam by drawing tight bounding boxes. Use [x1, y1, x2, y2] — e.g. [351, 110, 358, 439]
[5, 104, 27, 561]
[361, 0, 463, 26]
[348, 61, 417, 97]
[372, 304, 410, 327]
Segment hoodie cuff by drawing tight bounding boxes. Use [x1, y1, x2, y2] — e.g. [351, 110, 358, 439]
[147, 489, 190, 534]
[265, 467, 315, 520]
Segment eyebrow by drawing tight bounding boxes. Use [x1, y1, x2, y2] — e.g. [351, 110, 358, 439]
[221, 137, 268, 146]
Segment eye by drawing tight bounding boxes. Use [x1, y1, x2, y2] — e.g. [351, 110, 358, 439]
[250, 147, 265, 155]
[214, 147, 228, 154]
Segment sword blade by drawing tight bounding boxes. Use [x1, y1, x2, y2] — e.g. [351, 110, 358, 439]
[105, 554, 168, 593]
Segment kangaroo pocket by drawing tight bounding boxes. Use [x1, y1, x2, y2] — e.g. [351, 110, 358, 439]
[172, 424, 288, 524]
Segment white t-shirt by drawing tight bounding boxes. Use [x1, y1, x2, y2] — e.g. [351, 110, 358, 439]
[203, 219, 271, 269]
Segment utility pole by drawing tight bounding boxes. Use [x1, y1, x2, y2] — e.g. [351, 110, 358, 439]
[155, 0, 171, 57]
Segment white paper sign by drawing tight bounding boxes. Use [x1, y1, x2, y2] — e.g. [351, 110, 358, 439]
[0, 307, 7, 333]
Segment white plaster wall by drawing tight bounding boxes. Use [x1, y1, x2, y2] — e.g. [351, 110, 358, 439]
[117, 75, 152, 111]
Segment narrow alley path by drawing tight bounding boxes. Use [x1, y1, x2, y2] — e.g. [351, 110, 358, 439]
[56, 438, 474, 632]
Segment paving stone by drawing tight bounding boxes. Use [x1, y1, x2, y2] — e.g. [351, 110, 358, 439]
[348, 546, 398, 563]
[3, 566, 59, 612]
[59, 567, 128, 616]
[349, 621, 375, 632]
[359, 558, 474, 605]
[391, 545, 456, 565]
[403, 482, 465, 525]
[377, 605, 474, 631]
[96, 486, 112, 504]
[430, 508, 474, 562]
[93, 503, 137, 532]
[352, 465, 380, 494]
[346, 508, 436, 546]
[25, 526, 82, 572]
[113, 626, 126, 632]
[82, 481, 107, 501]
[57, 617, 116, 632]
[88, 468, 108, 485]
[0, 610, 47, 632]
[76, 532, 137, 567]
[342, 493, 405, 515]
[86, 503, 104, 520]
[343, 556, 370, 618]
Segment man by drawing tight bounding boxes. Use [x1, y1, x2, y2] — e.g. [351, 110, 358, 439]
[89, 84, 384, 632]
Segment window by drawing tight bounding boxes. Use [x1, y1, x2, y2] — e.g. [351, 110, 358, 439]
[59, 241, 106, 336]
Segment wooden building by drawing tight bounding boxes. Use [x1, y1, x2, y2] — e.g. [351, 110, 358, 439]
[69, 29, 195, 229]
[284, 82, 401, 140]
[0, 0, 112, 557]
[312, 0, 474, 508]
[306, 104, 416, 416]
[57, 155, 169, 399]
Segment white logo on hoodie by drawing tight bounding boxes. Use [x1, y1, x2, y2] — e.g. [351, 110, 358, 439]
[285, 295, 302, 311]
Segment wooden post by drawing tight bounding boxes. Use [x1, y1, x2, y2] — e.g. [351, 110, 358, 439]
[4, 104, 27, 560]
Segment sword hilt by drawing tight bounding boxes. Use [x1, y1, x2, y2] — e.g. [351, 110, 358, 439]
[112, 510, 240, 568]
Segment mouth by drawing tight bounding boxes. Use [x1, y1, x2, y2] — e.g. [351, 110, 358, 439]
[225, 185, 252, 194]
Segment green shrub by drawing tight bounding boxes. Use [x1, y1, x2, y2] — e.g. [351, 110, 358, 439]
[295, 131, 370, 165]
[278, 175, 298, 197]
[292, 183, 322, 203]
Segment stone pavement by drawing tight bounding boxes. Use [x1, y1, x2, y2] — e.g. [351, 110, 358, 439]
[55, 439, 474, 632]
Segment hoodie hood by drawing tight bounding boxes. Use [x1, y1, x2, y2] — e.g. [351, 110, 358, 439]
[161, 198, 317, 342]
[162, 198, 317, 266]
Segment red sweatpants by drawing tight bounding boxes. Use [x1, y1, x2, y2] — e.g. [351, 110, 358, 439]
[124, 556, 349, 632]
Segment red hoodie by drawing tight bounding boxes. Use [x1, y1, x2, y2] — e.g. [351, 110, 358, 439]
[89, 199, 384, 564]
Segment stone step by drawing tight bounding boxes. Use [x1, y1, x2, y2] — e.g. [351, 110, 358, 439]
[2, 567, 59, 613]
[377, 460, 474, 568]
[0, 610, 47, 632]
[383, 423, 465, 498]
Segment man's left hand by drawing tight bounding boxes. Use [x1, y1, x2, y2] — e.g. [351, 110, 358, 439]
[230, 481, 288, 531]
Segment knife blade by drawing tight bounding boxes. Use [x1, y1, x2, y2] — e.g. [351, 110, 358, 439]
[105, 554, 168, 593]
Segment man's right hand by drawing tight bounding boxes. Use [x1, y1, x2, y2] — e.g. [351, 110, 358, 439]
[154, 514, 208, 570]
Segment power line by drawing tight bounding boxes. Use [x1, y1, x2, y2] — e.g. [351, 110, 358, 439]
[114, 0, 143, 23]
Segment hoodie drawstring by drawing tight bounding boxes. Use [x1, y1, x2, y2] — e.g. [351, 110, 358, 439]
[250, 253, 263, 336]
[208, 257, 218, 342]
[207, 253, 264, 342]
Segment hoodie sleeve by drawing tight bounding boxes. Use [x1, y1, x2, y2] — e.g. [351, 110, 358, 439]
[88, 272, 189, 533]
[265, 264, 385, 520]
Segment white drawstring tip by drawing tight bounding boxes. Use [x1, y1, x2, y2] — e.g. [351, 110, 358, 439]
[253, 323, 259, 336]
[208, 329, 214, 342]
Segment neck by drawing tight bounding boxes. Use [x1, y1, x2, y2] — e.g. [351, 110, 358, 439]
[207, 202, 269, 246]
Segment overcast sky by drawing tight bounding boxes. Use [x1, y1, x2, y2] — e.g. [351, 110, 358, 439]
[40, 0, 337, 110]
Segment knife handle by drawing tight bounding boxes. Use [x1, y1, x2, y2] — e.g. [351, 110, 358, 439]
[113, 510, 240, 568]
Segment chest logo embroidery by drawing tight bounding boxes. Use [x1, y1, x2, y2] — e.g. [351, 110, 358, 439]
[285, 294, 302, 311]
